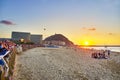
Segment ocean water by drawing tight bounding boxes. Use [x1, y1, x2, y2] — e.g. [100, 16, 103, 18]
[85, 47, 120, 52]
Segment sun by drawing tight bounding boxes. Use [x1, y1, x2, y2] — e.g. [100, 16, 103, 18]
[84, 41, 89, 45]
[79, 40, 92, 46]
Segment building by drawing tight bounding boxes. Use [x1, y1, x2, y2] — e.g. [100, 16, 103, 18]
[11, 31, 43, 44]
[30, 34, 43, 44]
[12, 31, 31, 42]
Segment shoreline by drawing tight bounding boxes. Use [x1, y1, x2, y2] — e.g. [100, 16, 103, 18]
[78, 46, 120, 54]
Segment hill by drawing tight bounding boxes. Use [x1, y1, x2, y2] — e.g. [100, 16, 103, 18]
[44, 34, 74, 46]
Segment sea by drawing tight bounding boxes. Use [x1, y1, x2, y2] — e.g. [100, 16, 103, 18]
[85, 47, 120, 52]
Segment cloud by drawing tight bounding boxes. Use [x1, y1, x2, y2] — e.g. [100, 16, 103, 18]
[0, 20, 15, 25]
[81, 27, 96, 31]
[108, 32, 113, 35]
[82, 27, 86, 30]
[88, 27, 96, 31]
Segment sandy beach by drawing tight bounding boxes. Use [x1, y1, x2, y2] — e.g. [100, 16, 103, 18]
[13, 47, 120, 80]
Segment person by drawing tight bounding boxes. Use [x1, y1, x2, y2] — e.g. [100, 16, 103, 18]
[102, 51, 106, 59]
[16, 44, 23, 53]
[108, 50, 111, 58]
[0, 42, 10, 77]
[0, 58, 9, 77]
[0, 43, 10, 58]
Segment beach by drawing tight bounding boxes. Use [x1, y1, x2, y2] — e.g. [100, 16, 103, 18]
[13, 47, 120, 80]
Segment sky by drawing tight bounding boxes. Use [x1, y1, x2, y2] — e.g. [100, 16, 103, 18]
[0, 0, 120, 45]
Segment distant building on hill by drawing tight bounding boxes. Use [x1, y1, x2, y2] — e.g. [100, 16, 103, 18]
[12, 31, 31, 43]
[30, 34, 43, 44]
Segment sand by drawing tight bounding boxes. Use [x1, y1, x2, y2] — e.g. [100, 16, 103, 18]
[13, 47, 120, 80]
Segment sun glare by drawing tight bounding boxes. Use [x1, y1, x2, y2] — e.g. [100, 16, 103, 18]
[84, 41, 89, 45]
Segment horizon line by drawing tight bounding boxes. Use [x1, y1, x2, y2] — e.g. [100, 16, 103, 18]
[78, 45, 120, 47]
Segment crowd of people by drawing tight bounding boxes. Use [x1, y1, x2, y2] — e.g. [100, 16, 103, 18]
[74, 45, 111, 59]
[0, 40, 42, 78]
[0, 40, 16, 77]
[91, 49, 111, 59]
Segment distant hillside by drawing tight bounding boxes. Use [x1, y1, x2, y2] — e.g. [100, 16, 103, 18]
[44, 34, 74, 46]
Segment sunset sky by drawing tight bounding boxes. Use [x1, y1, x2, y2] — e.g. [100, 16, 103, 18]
[0, 0, 120, 45]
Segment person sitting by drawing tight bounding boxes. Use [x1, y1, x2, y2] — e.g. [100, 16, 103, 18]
[0, 43, 10, 58]
[93, 53, 98, 58]
[102, 52, 106, 59]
